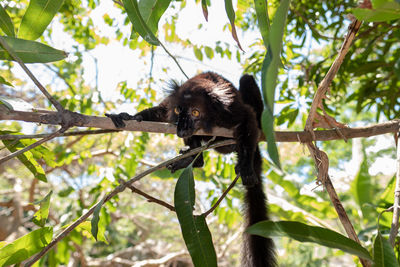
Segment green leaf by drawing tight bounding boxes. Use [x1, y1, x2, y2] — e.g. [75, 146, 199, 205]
[1, 131, 47, 182]
[377, 176, 396, 228]
[19, 0, 64, 40]
[204, 46, 214, 59]
[379, 175, 396, 205]
[262, 108, 281, 168]
[174, 165, 217, 266]
[33, 191, 53, 227]
[0, 227, 53, 266]
[262, 0, 290, 111]
[91, 198, 105, 241]
[0, 4, 15, 37]
[0, 75, 12, 86]
[247, 221, 372, 260]
[138, 0, 171, 34]
[224, 0, 242, 50]
[0, 36, 67, 63]
[350, 157, 372, 218]
[259, 0, 290, 169]
[373, 232, 399, 267]
[97, 207, 109, 243]
[373, 0, 400, 10]
[254, 0, 270, 45]
[122, 0, 160, 46]
[194, 46, 203, 61]
[201, 0, 209, 21]
[58, 186, 74, 197]
[352, 7, 400, 22]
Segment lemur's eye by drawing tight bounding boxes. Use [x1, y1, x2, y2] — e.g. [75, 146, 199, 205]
[174, 107, 180, 115]
[191, 109, 200, 117]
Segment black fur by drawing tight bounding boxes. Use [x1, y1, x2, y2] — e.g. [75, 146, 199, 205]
[107, 72, 276, 266]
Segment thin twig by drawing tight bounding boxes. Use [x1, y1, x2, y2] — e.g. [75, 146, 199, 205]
[307, 143, 371, 266]
[0, 36, 65, 112]
[159, 41, 189, 79]
[0, 127, 67, 165]
[304, 19, 362, 134]
[124, 182, 175, 211]
[203, 174, 240, 217]
[24, 138, 234, 266]
[306, 144, 370, 266]
[323, 174, 366, 249]
[389, 132, 400, 246]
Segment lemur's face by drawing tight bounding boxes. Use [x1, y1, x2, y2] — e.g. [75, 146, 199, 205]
[167, 80, 212, 138]
[172, 104, 202, 138]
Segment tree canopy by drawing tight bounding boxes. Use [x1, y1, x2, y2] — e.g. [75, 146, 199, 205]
[0, 0, 400, 266]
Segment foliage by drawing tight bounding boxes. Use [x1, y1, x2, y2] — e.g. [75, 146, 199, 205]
[0, 0, 399, 266]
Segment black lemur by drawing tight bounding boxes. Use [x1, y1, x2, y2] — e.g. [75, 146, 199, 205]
[106, 72, 276, 267]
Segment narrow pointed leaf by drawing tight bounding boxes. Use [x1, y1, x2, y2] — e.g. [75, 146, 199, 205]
[350, 157, 373, 218]
[0, 75, 12, 86]
[122, 0, 160, 45]
[247, 221, 372, 260]
[254, 0, 270, 45]
[33, 191, 53, 227]
[262, 0, 290, 110]
[352, 7, 400, 22]
[91, 198, 105, 241]
[201, 0, 209, 21]
[0, 227, 53, 266]
[138, 0, 171, 34]
[0, 36, 67, 63]
[379, 175, 396, 205]
[259, 0, 290, 169]
[373, 232, 399, 267]
[174, 164, 217, 266]
[1, 130, 47, 182]
[19, 0, 64, 40]
[0, 4, 15, 37]
[224, 0, 243, 50]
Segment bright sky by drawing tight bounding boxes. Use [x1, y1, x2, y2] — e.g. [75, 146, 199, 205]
[82, 0, 249, 104]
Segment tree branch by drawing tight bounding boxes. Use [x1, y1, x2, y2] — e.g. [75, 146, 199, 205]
[1, 109, 399, 142]
[203, 174, 239, 217]
[124, 182, 175, 212]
